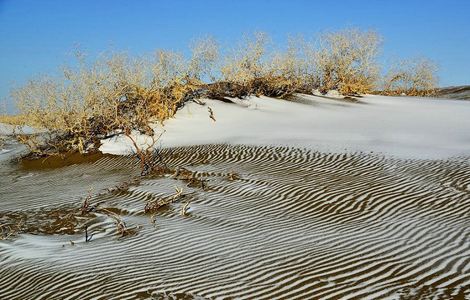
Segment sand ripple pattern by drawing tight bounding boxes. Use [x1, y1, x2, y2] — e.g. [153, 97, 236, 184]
[1, 144, 469, 299]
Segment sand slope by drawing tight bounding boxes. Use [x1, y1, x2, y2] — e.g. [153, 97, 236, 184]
[100, 94, 470, 159]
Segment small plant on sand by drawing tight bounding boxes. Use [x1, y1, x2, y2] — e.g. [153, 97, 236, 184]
[80, 189, 93, 215]
[144, 186, 184, 213]
[125, 130, 167, 176]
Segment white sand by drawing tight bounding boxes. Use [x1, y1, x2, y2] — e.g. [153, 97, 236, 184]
[99, 94, 470, 159]
[0, 123, 15, 136]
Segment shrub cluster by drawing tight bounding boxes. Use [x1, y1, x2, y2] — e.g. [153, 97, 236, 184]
[7, 29, 438, 156]
[11, 42, 217, 154]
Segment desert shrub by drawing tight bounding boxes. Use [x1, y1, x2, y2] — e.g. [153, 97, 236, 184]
[315, 29, 381, 95]
[258, 36, 312, 97]
[11, 46, 213, 155]
[188, 36, 219, 82]
[220, 32, 268, 84]
[383, 58, 438, 96]
[216, 32, 270, 97]
[216, 33, 311, 98]
[8, 30, 440, 158]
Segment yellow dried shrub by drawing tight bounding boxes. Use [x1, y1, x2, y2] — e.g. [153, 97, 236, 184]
[383, 58, 438, 96]
[11, 44, 216, 154]
[6, 30, 439, 157]
[315, 29, 382, 95]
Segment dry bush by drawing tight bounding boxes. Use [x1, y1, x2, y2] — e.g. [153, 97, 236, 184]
[216, 33, 310, 98]
[258, 36, 312, 97]
[382, 58, 438, 96]
[11, 38, 221, 156]
[9, 30, 440, 159]
[11, 46, 214, 155]
[221, 32, 268, 84]
[216, 32, 270, 97]
[315, 29, 382, 95]
[188, 36, 219, 82]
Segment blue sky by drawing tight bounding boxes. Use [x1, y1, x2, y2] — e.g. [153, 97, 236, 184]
[1, 0, 469, 112]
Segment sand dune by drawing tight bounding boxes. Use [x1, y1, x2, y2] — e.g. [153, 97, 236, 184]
[100, 94, 470, 159]
[2, 95, 470, 299]
[2, 144, 469, 299]
[436, 85, 470, 100]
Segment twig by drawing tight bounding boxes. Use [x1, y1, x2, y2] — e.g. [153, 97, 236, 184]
[97, 207, 135, 237]
[80, 188, 94, 215]
[192, 99, 206, 106]
[84, 224, 94, 242]
[144, 186, 184, 213]
[173, 186, 183, 200]
[180, 201, 191, 216]
[208, 106, 216, 122]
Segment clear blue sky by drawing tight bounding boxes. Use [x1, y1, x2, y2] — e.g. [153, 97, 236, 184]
[1, 0, 469, 112]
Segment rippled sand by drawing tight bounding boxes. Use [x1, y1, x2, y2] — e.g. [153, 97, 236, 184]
[1, 144, 470, 299]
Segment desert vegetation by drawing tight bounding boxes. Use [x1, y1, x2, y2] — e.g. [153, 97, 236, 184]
[8, 45, 215, 156]
[2, 28, 438, 160]
[381, 58, 438, 96]
[314, 29, 382, 95]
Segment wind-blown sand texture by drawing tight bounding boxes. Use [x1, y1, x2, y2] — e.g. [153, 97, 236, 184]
[1, 95, 470, 299]
[100, 94, 470, 159]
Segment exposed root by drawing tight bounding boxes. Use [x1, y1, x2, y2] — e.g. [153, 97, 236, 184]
[180, 201, 191, 216]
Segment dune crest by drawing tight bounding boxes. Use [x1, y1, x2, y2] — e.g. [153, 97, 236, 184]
[100, 94, 470, 159]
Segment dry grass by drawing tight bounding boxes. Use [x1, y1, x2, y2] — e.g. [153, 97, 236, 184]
[0, 114, 28, 126]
